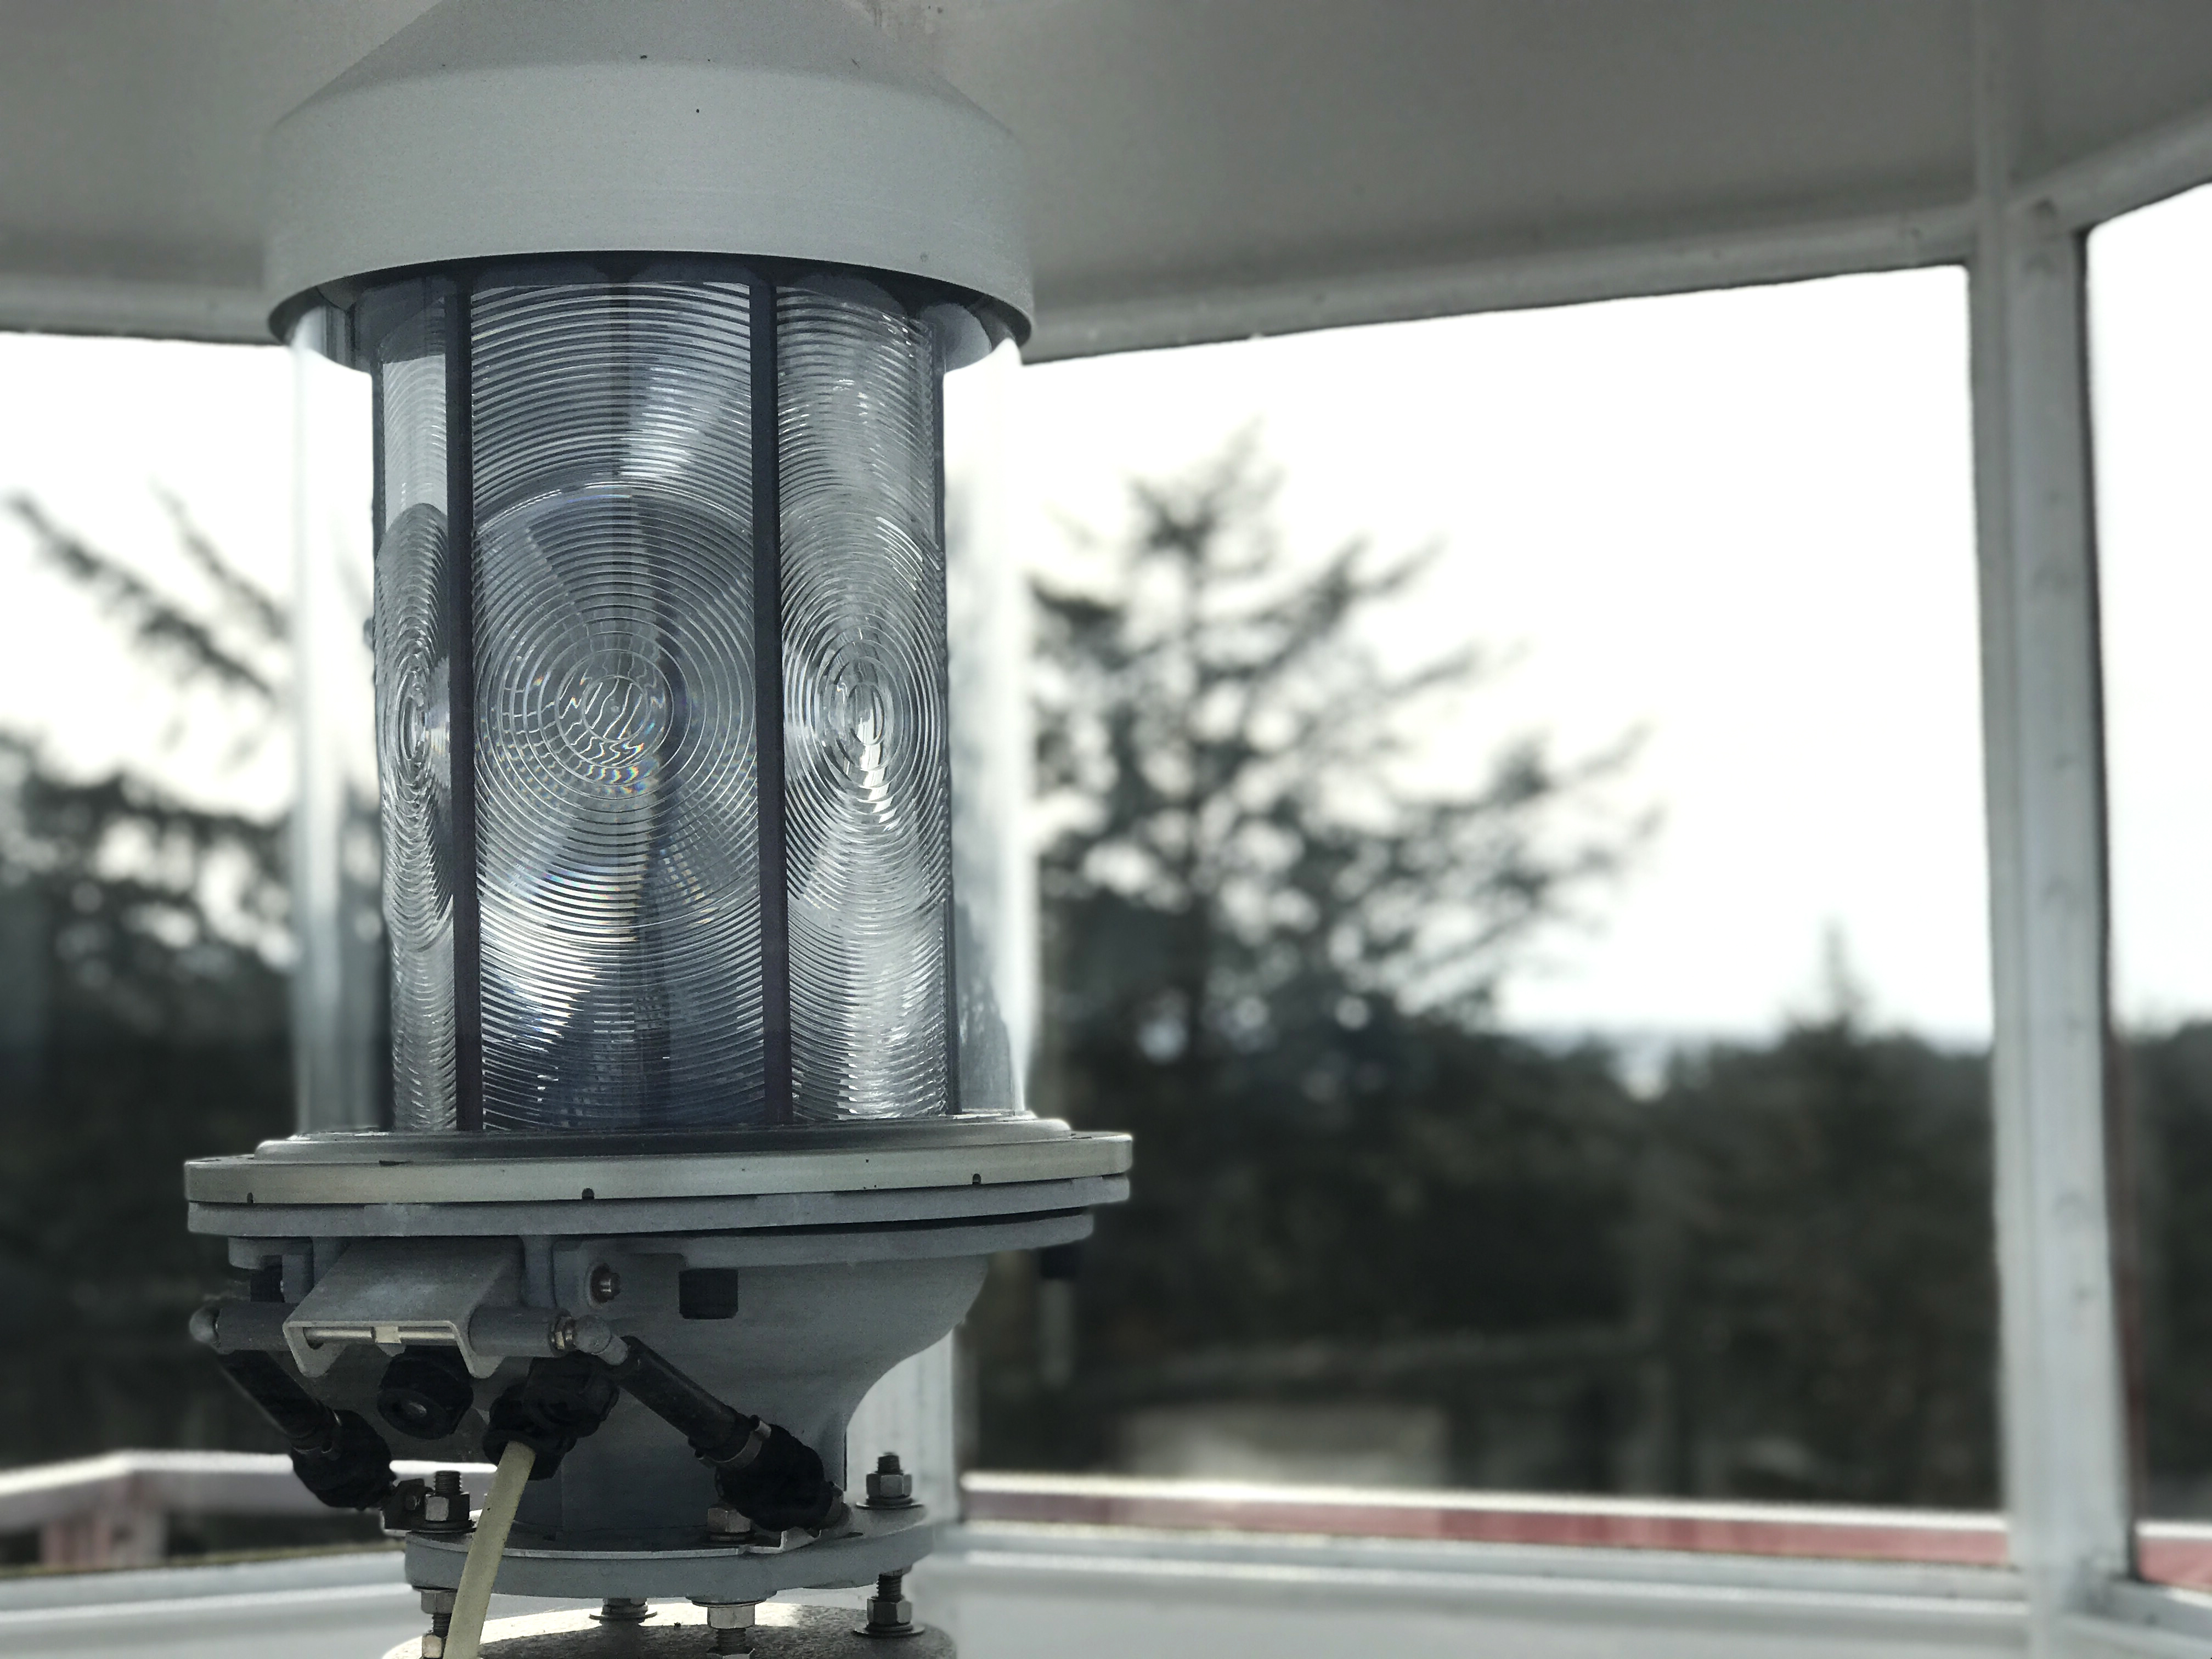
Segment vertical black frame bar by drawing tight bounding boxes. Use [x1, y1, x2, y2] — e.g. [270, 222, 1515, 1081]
[447, 276, 483, 1131]
[752, 276, 793, 1125]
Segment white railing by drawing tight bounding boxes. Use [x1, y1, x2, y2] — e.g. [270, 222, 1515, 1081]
[8, 1453, 2212, 1594]
[0, 1452, 489, 1570]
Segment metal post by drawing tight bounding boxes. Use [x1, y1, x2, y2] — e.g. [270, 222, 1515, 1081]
[1972, 7, 2134, 1644]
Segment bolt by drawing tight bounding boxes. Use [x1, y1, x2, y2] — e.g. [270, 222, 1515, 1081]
[702, 1602, 756, 1655]
[421, 1469, 470, 1530]
[419, 1586, 454, 1659]
[705, 1503, 751, 1539]
[865, 1452, 915, 1509]
[588, 1262, 622, 1305]
[594, 1598, 651, 1624]
[552, 1312, 619, 1357]
[864, 1570, 915, 1636]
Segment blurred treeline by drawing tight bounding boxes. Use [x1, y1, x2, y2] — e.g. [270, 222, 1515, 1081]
[963, 443, 2204, 1514]
[0, 496, 294, 1467]
[4, 457, 2212, 1517]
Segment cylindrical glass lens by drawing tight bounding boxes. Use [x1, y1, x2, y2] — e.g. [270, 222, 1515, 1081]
[301, 259, 1019, 1131]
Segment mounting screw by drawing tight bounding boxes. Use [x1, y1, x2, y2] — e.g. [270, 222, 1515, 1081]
[594, 1598, 651, 1624]
[588, 1262, 622, 1305]
[865, 1453, 915, 1509]
[861, 1570, 916, 1638]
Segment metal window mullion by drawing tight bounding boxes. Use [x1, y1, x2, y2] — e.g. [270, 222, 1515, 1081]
[1973, 185, 2134, 1656]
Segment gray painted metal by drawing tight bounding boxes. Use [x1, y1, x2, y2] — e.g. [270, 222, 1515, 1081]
[190, 1176, 1125, 1242]
[283, 1235, 520, 1376]
[12, 2, 2212, 354]
[183, 1129, 1131, 1210]
[405, 1509, 936, 1605]
[1968, 8, 2134, 1653]
[262, 0, 1031, 329]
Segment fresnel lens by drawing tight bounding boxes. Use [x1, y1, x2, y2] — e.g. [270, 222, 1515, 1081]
[184, 5, 1128, 1653]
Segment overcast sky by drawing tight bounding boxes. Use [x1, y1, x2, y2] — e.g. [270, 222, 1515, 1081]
[5, 185, 2211, 1048]
[995, 268, 1992, 1045]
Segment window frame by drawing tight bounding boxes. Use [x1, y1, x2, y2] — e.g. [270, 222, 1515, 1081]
[9, 14, 2211, 1659]
[893, 18, 2212, 1659]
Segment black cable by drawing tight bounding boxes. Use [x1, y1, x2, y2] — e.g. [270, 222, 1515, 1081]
[597, 1338, 845, 1533]
[215, 1350, 396, 1510]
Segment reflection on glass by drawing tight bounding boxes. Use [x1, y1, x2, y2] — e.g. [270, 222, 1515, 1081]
[780, 280, 955, 1121]
[472, 278, 762, 1131]
[364, 286, 455, 1132]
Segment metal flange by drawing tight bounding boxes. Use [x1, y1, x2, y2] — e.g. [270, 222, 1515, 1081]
[407, 1503, 935, 1604]
[185, 1122, 1128, 1207]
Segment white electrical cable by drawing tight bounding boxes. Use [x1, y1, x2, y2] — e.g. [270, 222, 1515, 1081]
[443, 1441, 536, 1659]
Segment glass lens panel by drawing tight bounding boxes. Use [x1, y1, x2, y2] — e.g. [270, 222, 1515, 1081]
[471, 274, 763, 1130]
[363, 280, 456, 1133]
[780, 278, 955, 1120]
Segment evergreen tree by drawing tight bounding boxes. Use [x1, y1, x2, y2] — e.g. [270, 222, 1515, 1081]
[974, 440, 1651, 1477]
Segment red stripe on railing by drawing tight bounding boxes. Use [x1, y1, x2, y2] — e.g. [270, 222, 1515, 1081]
[960, 1474, 2013, 1567]
[2138, 1523, 2212, 1590]
[965, 1474, 2212, 1582]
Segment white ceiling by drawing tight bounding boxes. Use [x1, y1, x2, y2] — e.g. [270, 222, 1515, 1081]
[4, 0, 2211, 357]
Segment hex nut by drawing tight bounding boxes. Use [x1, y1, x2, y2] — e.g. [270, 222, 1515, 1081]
[865, 1454, 915, 1508]
[419, 1589, 457, 1616]
[705, 1504, 751, 1537]
[423, 1491, 455, 1524]
[704, 1604, 757, 1630]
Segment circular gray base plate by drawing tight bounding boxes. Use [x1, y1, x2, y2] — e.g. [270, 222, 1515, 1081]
[408, 1507, 934, 1602]
[381, 1604, 954, 1658]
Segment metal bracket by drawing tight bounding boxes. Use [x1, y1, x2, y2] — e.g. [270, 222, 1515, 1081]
[284, 1237, 522, 1379]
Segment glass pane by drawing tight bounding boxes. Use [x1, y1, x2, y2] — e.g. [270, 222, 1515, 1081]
[2089, 182, 2212, 1576]
[945, 338, 1034, 1119]
[291, 302, 383, 1131]
[967, 269, 1999, 1512]
[360, 280, 455, 1131]
[0, 334, 389, 1547]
